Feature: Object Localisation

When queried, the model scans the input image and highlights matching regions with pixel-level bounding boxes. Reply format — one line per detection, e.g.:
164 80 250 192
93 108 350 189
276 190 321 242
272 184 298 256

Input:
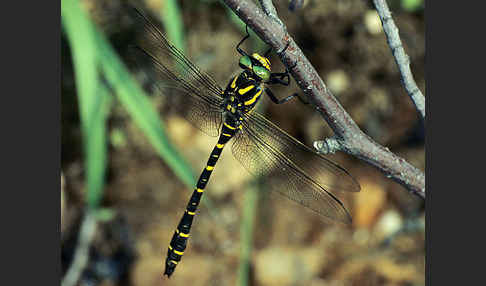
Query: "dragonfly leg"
266 60 306 104
275 39 298 75
269 58 297 86
265 88 308 105
236 25 251 56
269 72 291 86
277 40 294 58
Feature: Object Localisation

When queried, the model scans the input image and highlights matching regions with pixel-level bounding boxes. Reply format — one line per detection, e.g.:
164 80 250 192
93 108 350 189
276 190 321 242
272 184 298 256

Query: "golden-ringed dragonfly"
130 9 360 278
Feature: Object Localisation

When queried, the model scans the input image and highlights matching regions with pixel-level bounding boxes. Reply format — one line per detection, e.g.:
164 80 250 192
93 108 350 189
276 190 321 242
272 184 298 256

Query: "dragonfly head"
239 53 271 82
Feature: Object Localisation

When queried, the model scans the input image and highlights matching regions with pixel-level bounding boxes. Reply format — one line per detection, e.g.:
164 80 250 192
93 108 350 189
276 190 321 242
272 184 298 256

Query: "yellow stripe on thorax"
238 85 254 95
230 76 238 89
244 88 263 106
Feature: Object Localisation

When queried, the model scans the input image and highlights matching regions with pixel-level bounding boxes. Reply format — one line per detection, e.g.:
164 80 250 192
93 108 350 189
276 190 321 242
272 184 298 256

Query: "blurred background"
61 0 425 285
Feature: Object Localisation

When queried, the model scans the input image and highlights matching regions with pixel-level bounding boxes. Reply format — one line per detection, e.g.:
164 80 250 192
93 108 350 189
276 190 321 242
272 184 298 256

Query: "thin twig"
222 0 425 199
61 210 98 286
373 0 425 120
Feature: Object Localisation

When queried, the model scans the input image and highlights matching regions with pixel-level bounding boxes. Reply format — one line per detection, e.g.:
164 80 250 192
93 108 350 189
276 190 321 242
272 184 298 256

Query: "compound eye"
253 66 270 81
239 55 252 70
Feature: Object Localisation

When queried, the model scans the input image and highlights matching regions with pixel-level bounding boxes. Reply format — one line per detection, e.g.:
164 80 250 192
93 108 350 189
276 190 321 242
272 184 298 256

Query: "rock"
375 210 403 239
254 246 325 286
352 179 386 228
327 70 350 95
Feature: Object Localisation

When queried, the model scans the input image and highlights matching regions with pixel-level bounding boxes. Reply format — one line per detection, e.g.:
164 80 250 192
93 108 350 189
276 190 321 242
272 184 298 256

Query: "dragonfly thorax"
223 71 265 116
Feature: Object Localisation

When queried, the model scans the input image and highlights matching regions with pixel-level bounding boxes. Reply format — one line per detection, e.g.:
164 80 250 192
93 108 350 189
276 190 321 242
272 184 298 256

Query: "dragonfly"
130 9 360 278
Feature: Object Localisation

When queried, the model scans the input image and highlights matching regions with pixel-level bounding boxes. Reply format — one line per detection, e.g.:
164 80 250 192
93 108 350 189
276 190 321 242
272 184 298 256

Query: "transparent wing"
231 112 360 223
245 112 360 192
130 9 224 136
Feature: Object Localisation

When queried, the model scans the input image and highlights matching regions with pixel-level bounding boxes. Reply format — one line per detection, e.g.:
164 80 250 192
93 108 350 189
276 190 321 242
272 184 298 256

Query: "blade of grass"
237 183 259 286
84 86 110 208
61 0 109 208
160 0 186 54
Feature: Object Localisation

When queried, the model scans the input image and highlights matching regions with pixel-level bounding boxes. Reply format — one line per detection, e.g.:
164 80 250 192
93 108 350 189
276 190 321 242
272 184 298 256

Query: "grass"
237 183 259 286
160 0 186 54
61 0 109 209
62 0 197 209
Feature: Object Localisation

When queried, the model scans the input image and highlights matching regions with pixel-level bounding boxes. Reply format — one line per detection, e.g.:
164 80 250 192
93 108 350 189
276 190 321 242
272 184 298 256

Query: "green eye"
253 66 270 81
239 56 252 69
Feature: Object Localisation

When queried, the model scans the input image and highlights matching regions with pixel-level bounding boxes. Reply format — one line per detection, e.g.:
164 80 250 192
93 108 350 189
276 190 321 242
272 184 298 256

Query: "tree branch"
222 0 425 199
373 0 425 120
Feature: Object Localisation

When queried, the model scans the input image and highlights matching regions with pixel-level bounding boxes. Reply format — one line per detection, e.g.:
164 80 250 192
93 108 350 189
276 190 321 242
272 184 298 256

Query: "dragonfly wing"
130 9 224 137
231 114 356 224
244 112 360 193
170 90 222 137
132 9 223 98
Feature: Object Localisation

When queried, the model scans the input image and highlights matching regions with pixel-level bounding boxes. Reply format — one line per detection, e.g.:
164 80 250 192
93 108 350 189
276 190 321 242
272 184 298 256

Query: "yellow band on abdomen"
223 122 237 130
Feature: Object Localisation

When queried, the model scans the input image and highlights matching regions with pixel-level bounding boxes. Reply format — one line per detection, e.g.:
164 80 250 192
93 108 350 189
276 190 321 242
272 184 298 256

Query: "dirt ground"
61 0 425 285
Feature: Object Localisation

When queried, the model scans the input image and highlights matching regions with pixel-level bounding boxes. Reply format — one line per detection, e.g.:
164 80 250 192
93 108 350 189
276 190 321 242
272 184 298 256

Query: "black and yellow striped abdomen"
164 69 264 277
164 119 242 277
